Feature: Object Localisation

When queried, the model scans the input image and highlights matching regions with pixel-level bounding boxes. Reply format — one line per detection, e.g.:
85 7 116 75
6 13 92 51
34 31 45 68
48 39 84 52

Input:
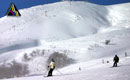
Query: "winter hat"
51 59 55 62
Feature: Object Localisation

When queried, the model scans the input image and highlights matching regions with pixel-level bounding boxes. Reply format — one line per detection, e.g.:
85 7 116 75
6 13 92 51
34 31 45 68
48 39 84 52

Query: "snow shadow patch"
0 40 40 54
47 52 76 69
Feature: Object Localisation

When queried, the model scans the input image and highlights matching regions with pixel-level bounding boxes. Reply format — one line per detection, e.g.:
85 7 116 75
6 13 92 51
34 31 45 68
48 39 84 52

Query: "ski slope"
0 1 130 80
3 56 130 80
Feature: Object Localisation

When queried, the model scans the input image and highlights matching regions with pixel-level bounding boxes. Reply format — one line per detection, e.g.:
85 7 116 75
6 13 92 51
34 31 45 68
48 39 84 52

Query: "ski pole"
118 62 123 65
44 67 49 77
56 69 63 75
44 70 48 77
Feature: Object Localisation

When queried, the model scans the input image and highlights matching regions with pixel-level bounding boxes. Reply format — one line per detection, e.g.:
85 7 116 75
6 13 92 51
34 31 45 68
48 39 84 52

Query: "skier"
113 55 119 67
47 59 55 77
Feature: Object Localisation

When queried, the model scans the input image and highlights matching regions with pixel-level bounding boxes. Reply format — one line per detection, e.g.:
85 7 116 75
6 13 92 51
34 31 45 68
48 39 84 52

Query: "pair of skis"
44 68 63 77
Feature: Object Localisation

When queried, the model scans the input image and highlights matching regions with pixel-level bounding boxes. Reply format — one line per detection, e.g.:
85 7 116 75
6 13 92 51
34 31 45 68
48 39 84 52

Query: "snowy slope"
0 1 130 80
3 56 130 80
0 1 130 49
0 1 110 50
46 29 130 61
0 1 130 54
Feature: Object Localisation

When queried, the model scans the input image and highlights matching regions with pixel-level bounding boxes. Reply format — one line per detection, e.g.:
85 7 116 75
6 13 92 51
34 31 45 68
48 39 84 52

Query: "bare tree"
0 60 29 79
105 40 110 45
47 52 75 69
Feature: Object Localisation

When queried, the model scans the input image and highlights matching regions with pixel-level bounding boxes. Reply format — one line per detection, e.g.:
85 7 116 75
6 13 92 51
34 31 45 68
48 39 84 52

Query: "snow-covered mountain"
0 1 130 51
0 1 109 42
0 1 130 80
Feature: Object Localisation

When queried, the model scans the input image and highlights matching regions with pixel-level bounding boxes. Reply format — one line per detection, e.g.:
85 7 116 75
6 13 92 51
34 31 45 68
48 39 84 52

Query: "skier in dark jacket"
47 59 55 77
113 55 119 67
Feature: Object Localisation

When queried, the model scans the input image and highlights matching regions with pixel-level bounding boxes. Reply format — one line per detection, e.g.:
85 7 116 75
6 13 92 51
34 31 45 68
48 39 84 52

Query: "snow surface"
3 56 130 80
0 1 130 80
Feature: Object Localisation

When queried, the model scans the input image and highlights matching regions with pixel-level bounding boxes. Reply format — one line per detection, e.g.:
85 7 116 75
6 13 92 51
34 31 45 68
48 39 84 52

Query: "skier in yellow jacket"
47 59 55 77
